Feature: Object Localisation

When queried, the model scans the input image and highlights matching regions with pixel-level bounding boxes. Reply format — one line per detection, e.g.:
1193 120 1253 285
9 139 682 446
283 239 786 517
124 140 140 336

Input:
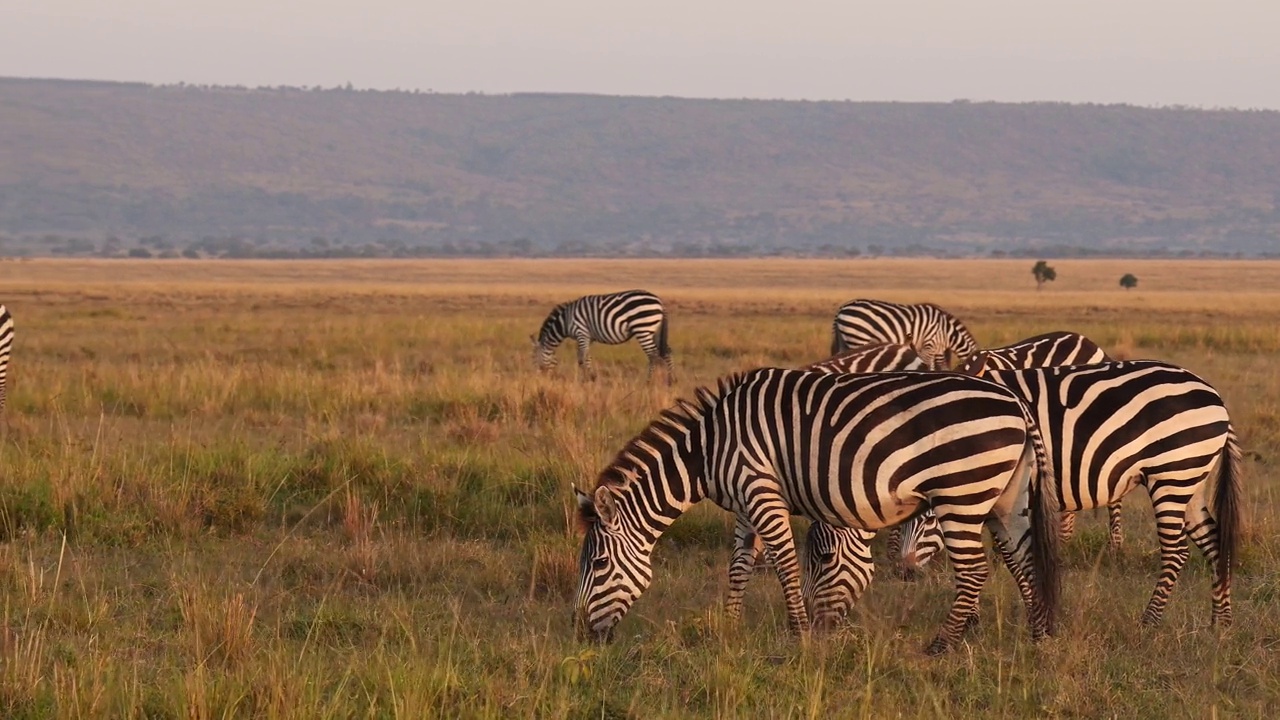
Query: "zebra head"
943 317 979 365
899 510 945 571
802 523 876 628
573 484 654 642
912 329 950 370
533 304 569 370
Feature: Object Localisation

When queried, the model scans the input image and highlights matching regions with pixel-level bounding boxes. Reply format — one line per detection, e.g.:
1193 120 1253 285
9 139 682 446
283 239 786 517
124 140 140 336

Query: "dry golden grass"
1 258 1279 718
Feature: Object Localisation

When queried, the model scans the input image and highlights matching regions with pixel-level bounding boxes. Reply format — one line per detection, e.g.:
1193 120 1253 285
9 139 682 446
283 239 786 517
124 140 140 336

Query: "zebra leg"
1186 500 1232 627
1108 502 1124 547
745 492 809 634
1059 511 1077 542
925 516 991 655
574 335 596 381
1139 508 1191 626
663 353 675 386
883 526 910 580
725 517 763 620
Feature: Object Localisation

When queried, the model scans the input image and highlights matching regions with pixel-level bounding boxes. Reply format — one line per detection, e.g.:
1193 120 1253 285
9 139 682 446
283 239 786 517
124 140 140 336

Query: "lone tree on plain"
1031 260 1057 290
1120 273 1138 290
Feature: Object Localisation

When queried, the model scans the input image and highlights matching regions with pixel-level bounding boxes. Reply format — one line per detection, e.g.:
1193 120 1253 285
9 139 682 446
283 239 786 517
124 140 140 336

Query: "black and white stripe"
725 343 927 619
574 368 1060 654
532 290 674 384
804 342 929 375
960 331 1108 376
895 360 1242 627
831 300 977 369
962 330 1119 545
0 305 11 412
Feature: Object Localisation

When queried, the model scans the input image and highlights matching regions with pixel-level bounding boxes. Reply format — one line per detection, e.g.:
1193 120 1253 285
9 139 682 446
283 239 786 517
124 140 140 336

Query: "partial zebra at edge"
0 304 12 412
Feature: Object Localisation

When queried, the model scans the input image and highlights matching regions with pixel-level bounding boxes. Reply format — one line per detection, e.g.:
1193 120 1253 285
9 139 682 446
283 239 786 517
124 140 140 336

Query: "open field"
2 258 1280 718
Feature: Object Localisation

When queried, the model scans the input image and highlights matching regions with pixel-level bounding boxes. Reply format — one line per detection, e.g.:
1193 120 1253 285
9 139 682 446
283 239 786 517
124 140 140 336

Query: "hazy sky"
4 0 1280 107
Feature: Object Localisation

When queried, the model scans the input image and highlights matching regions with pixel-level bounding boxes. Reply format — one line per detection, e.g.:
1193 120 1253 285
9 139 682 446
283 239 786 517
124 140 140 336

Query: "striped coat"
831 300 977 369
0 305 11 412
726 343 928 619
961 330 1118 544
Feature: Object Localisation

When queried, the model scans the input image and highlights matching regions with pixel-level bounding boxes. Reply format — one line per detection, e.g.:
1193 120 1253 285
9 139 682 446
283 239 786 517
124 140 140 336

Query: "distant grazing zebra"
961 330 1119 544
831 300 977 369
531 290 673 384
868 361 1242 628
0 305 11 411
725 343 928 619
575 368 1059 654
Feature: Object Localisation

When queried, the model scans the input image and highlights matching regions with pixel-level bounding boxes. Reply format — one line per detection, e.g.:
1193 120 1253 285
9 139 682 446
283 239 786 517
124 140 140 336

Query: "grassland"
1 258 1280 718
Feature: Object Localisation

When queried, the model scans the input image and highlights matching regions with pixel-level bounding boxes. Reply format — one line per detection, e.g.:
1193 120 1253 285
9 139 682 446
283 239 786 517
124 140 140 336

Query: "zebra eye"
817 551 836 563
592 556 610 571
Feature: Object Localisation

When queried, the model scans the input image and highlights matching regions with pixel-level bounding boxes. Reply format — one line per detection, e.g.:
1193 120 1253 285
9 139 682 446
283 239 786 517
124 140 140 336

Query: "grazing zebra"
725 343 928 620
574 368 1060 654
831 300 978 369
961 330 1120 545
888 361 1242 628
531 290 674 384
0 304 11 412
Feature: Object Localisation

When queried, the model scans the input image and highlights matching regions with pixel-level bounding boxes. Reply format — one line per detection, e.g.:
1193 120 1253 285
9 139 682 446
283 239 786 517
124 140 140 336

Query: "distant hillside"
2 77 1280 258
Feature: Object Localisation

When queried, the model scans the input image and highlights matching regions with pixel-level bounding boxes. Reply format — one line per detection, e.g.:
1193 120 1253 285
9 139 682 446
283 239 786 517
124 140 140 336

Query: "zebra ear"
574 485 598 528
594 485 620 527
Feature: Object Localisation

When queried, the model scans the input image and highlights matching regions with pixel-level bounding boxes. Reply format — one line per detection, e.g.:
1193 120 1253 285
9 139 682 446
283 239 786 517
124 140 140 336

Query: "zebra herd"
554 291 1243 654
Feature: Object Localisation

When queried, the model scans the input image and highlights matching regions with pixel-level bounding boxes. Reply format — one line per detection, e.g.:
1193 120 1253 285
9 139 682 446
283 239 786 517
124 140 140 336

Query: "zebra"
961 330 1120 545
831 300 978 370
531 290 674 384
574 367 1060 655
725 343 928 620
0 304 11 412
870 361 1243 628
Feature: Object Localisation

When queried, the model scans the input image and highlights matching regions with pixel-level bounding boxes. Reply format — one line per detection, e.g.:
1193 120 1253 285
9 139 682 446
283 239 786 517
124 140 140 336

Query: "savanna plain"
2 258 1280 719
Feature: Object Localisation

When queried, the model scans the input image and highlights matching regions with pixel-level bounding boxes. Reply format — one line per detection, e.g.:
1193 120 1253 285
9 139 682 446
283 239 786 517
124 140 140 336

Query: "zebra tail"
657 312 671 358
1214 426 1243 584
1023 404 1061 635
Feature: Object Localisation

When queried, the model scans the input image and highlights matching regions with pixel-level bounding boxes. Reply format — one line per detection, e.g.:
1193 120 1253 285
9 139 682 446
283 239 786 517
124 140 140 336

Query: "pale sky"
4 0 1280 108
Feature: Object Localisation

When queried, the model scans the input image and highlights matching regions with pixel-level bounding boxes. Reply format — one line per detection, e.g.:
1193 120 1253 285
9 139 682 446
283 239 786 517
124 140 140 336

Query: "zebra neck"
614 480 707 548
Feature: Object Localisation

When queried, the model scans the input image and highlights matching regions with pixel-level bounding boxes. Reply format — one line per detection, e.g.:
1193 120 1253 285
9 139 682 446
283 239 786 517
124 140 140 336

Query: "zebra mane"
588 371 747 497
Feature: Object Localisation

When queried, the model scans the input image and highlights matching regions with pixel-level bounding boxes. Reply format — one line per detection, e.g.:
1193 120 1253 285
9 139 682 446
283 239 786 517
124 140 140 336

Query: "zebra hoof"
924 636 951 656
962 613 980 632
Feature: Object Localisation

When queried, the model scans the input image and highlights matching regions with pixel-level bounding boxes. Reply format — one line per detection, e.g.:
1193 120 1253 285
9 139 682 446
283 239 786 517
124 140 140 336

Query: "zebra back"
803 342 928 375
961 331 1109 376
0 304 11 412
